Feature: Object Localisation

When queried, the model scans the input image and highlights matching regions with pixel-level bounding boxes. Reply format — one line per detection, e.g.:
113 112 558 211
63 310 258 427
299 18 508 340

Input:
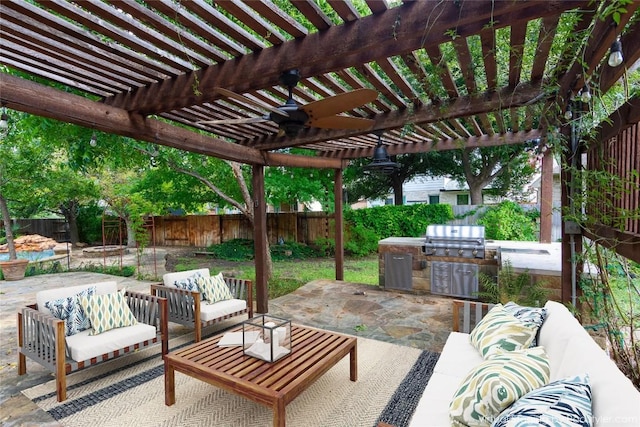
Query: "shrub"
206 239 255 261
477 259 549 306
478 201 538 241
344 224 379 257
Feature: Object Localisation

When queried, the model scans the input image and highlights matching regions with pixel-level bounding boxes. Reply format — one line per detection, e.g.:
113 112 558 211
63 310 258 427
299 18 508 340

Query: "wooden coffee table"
164 324 357 427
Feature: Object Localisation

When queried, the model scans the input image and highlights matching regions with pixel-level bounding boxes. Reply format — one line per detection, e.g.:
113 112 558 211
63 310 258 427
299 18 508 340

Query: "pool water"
0 249 56 262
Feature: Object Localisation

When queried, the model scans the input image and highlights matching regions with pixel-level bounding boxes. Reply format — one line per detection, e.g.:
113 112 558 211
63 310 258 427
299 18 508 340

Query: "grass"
181 255 379 299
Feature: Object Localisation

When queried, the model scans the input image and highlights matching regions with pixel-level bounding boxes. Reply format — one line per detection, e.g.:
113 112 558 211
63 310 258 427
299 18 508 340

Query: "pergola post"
334 169 344 281
539 143 554 243
252 165 268 314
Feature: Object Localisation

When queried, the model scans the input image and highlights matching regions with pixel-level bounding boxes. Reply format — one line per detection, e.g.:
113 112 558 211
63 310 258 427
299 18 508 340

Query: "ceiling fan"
197 69 377 137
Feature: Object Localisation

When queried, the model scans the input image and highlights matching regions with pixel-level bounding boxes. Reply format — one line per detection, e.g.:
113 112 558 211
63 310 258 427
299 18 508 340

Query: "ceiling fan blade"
308 115 375 130
214 87 288 117
302 88 377 119
196 116 268 125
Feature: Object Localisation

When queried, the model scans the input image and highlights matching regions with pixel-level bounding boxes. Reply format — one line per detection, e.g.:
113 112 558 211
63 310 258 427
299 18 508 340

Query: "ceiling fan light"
608 39 623 67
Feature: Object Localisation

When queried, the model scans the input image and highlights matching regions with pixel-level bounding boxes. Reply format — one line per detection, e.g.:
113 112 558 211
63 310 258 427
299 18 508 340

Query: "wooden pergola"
1 1 638 312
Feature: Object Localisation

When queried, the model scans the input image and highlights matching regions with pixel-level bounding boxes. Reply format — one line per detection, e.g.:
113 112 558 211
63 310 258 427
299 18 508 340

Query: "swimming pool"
0 249 56 262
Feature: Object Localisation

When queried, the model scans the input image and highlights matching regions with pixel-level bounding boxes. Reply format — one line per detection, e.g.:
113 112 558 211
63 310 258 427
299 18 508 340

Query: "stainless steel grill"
423 225 485 259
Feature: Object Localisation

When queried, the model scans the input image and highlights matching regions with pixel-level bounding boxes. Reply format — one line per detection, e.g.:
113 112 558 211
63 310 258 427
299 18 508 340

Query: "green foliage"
270 241 321 260
578 243 639 389
207 239 255 261
344 225 379 257
312 237 336 257
70 263 136 277
478 201 538 241
477 259 550 306
345 203 454 239
76 204 105 244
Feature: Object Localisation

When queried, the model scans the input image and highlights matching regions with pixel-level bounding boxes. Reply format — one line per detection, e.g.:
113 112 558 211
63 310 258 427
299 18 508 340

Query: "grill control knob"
458 249 464 256
472 249 478 256
444 248 450 255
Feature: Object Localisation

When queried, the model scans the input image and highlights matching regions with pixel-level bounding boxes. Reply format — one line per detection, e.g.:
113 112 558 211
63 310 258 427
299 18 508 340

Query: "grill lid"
425 225 485 241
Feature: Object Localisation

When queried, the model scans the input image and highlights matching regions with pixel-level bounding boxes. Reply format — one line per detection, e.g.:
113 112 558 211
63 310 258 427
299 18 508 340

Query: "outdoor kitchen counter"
378 238 562 276
487 240 562 277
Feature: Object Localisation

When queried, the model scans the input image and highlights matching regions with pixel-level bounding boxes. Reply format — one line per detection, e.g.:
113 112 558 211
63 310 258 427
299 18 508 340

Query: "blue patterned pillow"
503 302 548 347
492 374 592 427
174 272 202 292
44 287 96 336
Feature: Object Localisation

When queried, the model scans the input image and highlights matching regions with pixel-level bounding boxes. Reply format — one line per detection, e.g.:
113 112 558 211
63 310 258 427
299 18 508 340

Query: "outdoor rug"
23 334 439 427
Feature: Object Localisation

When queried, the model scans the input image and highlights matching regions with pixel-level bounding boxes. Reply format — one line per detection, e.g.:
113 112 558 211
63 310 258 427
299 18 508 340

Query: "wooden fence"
7 204 564 247
151 212 335 247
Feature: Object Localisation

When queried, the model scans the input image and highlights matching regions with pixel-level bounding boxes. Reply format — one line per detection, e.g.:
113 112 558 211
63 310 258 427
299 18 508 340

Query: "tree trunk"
468 184 484 205
124 216 137 248
60 201 80 246
0 192 17 260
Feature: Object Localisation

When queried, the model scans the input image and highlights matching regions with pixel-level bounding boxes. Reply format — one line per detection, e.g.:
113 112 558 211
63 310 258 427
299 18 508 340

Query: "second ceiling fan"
198 70 377 137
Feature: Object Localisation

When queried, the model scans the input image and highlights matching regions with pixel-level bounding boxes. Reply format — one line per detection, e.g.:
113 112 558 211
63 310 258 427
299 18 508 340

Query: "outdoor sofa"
408 299 640 426
18 281 168 402
150 268 253 342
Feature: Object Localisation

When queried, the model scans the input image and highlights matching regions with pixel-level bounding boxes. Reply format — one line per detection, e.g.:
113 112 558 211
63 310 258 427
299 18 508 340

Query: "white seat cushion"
200 299 247 322
163 269 210 287
65 323 157 361
432 332 483 377
409 372 460 427
36 282 118 313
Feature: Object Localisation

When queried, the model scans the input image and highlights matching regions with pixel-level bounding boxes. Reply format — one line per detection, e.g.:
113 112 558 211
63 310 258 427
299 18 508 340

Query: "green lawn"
209 256 379 299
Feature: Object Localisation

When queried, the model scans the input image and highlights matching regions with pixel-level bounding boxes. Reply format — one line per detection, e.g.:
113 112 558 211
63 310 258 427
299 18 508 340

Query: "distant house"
529 162 562 203
354 174 537 208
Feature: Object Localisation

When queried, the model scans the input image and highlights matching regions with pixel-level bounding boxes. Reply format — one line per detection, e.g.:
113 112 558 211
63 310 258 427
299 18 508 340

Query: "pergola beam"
105 1 585 115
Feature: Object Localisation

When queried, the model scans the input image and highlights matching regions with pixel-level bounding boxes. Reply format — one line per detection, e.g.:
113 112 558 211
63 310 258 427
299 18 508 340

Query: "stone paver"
0 248 455 426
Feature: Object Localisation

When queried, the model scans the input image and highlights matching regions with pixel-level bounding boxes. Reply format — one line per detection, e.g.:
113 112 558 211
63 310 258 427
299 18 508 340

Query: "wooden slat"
508 22 527 87
400 52 440 102
327 0 361 22
214 0 287 46
452 36 477 95
178 0 266 51
376 57 421 102
291 0 333 30
248 1 308 38
1 1 173 79
41 0 194 72
480 28 498 91
356 63 407 109
425 45 459 99
530 15 560 82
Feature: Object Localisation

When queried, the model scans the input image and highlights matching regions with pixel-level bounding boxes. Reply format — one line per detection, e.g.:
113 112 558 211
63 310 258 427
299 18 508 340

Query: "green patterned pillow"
79 291 138 335
196 273 234 304
449 346 550 427
470 304 537 358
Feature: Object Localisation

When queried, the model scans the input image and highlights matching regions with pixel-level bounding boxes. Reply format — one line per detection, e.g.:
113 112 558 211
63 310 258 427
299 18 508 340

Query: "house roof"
0 1 638 167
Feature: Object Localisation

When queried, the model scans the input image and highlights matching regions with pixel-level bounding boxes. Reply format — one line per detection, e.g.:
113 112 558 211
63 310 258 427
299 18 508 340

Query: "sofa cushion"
174 272 203 292
44 286 96 336
470 304 537 358
449 346 550 427
197 272 234 304
65 323 157 361
36 281 118 313
503 301 547 347
491 374 592 427
80 291 138 335
200 299 247 322
433 332 485 377
163 268 210 288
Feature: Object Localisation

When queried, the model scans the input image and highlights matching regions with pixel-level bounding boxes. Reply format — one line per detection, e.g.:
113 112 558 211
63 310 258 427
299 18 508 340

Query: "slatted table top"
164 323 357 427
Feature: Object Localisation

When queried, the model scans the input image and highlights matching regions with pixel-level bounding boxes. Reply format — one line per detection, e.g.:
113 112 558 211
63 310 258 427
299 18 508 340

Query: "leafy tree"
344 151 458 205
0 111 50 259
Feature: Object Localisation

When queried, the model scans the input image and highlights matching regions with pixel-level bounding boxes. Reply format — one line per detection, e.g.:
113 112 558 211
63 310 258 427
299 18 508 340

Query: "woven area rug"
23 334 439 427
